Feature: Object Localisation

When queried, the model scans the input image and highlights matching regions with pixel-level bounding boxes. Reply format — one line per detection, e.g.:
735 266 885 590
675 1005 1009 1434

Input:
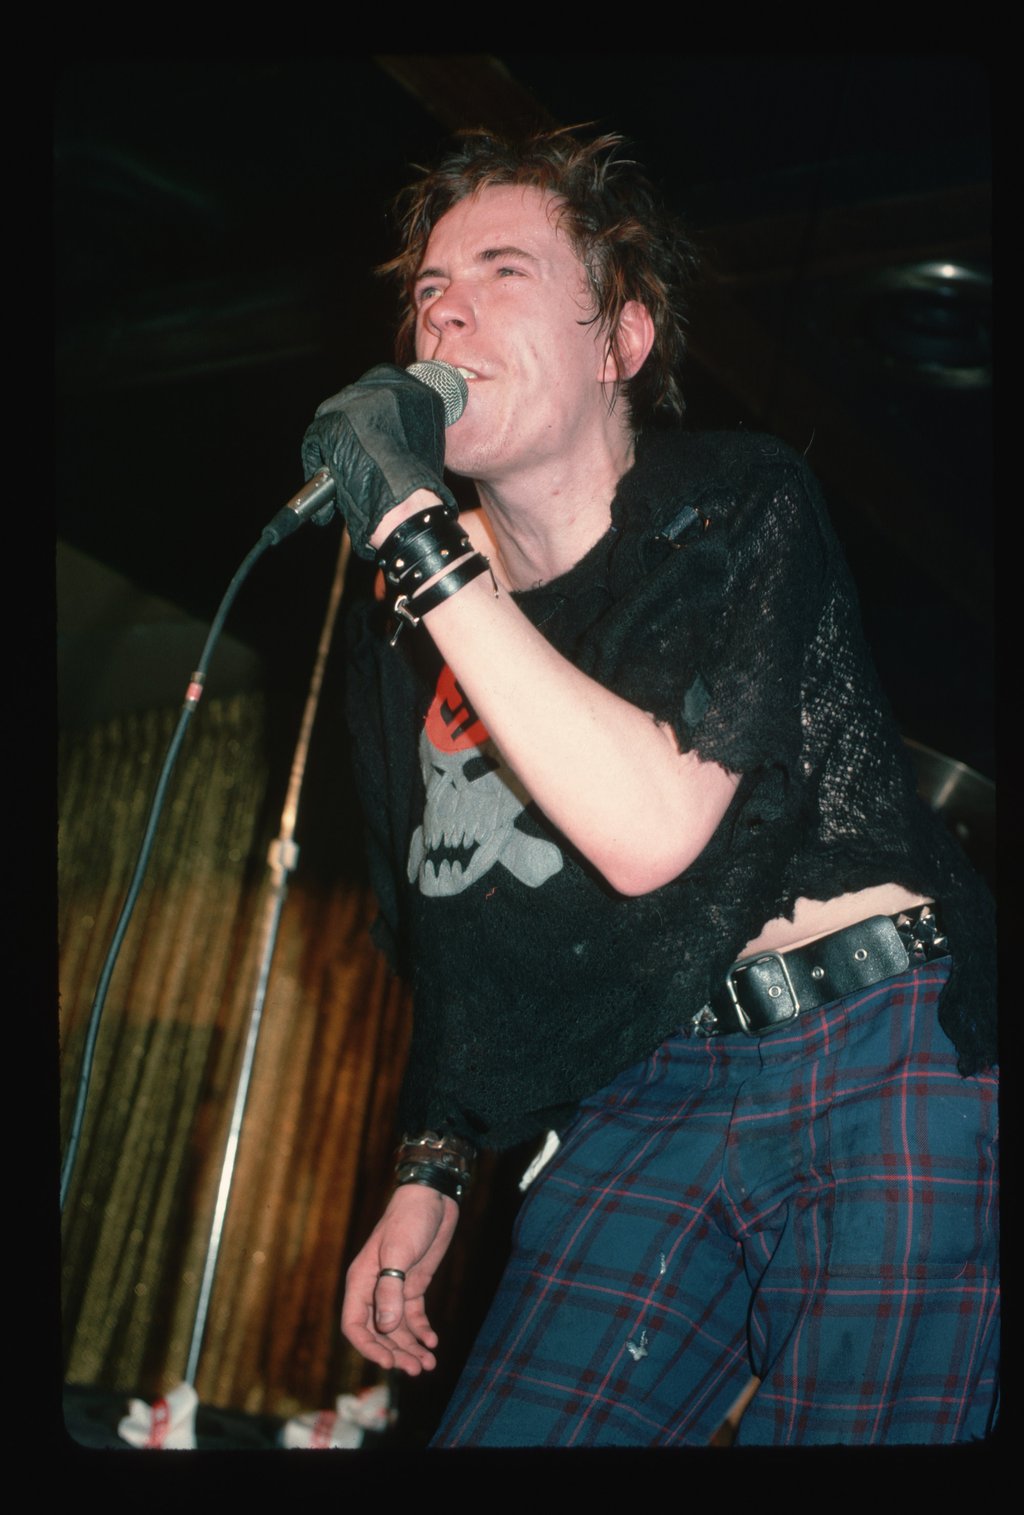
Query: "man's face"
413 185 618 486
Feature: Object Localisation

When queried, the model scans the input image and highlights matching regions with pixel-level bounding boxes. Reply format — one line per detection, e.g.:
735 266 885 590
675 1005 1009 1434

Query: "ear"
600 300 656 384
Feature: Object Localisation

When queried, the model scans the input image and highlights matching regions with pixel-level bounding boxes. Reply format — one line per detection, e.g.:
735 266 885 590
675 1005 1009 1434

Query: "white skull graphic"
408 727 563 898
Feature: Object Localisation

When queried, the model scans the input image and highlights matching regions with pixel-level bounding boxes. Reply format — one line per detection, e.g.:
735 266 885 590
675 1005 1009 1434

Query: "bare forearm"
417 567 739 895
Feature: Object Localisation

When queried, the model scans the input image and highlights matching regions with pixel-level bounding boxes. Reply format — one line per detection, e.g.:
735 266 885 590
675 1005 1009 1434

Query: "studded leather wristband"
376 505 466 591
393 1131 476 1205
388 554 496 644
395 1162 469 1204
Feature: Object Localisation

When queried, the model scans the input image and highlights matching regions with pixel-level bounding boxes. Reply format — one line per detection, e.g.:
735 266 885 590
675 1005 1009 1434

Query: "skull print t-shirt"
344 428 996 1150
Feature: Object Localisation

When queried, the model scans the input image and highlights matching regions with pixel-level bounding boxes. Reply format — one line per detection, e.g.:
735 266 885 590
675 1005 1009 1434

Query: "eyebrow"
479 245 539 264
415 245 540 281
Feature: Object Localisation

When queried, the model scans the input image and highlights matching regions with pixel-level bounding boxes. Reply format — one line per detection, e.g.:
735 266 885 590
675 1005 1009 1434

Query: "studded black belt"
688 903 949 1038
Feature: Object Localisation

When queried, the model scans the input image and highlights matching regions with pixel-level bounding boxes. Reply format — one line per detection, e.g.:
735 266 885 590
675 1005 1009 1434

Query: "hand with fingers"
341 1183 460 1375
300 365 458 560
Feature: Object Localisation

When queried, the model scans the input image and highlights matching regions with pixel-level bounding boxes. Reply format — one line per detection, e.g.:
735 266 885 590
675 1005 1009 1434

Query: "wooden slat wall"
58 691 418 1418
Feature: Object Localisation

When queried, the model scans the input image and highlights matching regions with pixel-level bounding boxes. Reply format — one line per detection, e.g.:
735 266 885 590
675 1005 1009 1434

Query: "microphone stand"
183 526 352 1392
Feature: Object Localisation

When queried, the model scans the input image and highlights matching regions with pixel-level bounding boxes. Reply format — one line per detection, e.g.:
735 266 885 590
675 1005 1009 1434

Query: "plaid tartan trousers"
433 960 999 1447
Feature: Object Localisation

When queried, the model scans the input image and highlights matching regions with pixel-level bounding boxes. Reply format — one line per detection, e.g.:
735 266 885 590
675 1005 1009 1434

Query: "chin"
442 427 506 483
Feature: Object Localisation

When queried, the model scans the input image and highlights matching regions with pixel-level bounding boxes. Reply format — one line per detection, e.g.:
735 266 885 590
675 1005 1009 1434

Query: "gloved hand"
300 364 458 559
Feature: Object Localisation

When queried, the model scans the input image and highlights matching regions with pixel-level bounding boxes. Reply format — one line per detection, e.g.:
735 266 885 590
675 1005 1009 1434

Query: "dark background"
55 54 993 778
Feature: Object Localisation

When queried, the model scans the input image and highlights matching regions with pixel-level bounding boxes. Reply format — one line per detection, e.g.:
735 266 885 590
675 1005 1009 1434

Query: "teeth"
456 368 477 379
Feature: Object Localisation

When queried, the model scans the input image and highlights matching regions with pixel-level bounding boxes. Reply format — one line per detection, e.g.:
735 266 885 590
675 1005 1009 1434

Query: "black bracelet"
376 507 469 593
377 502 457 552
388 554 496 644
395 1161 469 1204
393 1131 476 1204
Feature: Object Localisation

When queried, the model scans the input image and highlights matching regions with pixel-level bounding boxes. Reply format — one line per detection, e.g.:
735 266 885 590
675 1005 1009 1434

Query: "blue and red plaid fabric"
433 960 999 1447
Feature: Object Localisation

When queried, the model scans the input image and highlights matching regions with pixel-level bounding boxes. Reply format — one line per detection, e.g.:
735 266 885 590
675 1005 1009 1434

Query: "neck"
471 430 637 591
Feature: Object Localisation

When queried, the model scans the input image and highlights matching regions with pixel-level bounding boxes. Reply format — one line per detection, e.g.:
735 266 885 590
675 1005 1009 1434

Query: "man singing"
301 127 998 1446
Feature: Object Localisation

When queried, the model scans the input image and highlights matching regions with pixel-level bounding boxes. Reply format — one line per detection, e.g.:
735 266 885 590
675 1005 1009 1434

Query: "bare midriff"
741 883 932 959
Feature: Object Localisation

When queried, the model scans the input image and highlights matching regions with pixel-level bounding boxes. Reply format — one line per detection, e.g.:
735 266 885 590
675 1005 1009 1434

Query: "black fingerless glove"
300 364 459 559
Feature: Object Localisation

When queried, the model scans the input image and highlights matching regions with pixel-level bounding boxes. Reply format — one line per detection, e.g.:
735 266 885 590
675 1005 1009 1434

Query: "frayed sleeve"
578 438 832 779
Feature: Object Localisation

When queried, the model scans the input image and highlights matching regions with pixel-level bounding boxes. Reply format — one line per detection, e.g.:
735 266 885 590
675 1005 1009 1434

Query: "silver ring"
378 1267 406 1282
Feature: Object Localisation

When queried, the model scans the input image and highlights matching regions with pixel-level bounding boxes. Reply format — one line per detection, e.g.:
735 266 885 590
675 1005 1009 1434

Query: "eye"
415 284 442 305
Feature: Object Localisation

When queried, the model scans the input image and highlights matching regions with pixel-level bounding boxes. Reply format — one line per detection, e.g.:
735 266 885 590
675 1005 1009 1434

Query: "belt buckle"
724 951 801 1036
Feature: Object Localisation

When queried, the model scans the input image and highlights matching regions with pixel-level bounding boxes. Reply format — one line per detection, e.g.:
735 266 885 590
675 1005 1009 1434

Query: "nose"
423 281 476 341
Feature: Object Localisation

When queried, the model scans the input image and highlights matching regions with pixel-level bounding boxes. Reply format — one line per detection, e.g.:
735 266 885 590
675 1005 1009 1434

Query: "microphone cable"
60 358 466 1210
60 532 275 1211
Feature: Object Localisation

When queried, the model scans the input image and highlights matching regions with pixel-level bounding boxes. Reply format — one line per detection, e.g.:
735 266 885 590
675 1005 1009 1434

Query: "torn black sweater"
345 428 996 1150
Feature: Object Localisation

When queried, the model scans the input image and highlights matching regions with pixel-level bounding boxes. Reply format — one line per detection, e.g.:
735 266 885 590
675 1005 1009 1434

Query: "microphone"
263 361 469 544
407 359 470 427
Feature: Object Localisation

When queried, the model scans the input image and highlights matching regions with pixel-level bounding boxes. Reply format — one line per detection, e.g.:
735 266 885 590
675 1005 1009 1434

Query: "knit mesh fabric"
345 428 996 1149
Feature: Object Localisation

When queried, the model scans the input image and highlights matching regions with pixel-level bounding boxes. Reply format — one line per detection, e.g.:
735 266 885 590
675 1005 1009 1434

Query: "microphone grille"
407 360 469 427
